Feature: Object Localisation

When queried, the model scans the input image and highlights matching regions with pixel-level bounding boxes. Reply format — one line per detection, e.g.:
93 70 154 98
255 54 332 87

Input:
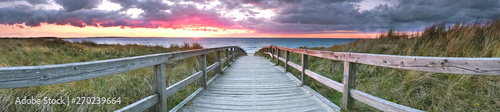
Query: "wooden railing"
259 45 500 112
0 46 246 112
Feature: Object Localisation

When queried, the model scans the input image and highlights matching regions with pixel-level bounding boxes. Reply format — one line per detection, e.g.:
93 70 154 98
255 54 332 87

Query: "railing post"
271 47 275 61
276 48 281 65
285 50 290 73
301 54 308 86
225 49 230 66
216 50 222 74
232 47 235 61
151 63 167 112
342 61 356 110
199 54 207 88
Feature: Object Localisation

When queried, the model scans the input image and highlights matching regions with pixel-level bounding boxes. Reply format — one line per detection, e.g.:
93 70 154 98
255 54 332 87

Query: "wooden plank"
0 46 241 89
301 54 309 86
166 71 203 97
225 49 230 66
206 62 220 72
274 46 500 75
181 55 336 112
216 51 222 74
304 70 343 92
272 52 344 92
115 94 159 112
169 88 204 112
342 61 356 110
207 73 221 86
0 53 170 89
350 89 424 112
271 47 275 61
221 57 228 64
165 46 236 62
231 48 235 62
277 49 281 65
199 54 207 88
288 60 303 72
153 64 167 111
285 50 290 73
303 86 341 112
269 53 302 72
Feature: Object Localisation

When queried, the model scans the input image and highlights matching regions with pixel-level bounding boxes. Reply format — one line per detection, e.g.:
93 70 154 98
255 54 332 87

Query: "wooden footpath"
3 45 500 112
180 55 337 112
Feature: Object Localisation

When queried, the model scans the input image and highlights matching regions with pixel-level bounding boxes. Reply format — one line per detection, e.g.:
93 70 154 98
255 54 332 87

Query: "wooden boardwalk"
180 55 336 112
5 45 497 112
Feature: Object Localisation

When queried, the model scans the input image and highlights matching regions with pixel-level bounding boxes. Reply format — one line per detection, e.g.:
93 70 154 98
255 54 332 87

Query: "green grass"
256 20 500 111
0 39 230 111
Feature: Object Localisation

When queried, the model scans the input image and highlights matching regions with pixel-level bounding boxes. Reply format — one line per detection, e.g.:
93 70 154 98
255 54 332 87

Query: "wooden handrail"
262 45 500 75
0 46 247 112
257 45 500 112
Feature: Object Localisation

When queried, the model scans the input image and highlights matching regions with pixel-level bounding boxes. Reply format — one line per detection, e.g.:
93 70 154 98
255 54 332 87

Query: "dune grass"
256 20 500 111
0 39 227 111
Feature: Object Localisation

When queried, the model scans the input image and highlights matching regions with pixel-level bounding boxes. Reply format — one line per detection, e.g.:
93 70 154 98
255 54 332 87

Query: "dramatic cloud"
241 0 500 33
56 0 103 12
27 0 49 5
0 0 499 34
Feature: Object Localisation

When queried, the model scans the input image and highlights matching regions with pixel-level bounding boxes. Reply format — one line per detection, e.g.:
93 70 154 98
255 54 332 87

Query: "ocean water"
64 38 356 53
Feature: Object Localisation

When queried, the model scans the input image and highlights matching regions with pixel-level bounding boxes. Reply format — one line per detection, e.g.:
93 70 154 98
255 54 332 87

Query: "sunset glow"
0 0 498 38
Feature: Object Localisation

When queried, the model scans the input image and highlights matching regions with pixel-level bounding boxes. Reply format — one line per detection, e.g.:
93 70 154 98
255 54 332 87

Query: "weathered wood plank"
0 46 243 89
272 46 500 75
268 53 303 72
215 51 222 74
225 49 230 66
288 60 303 72
270 52 344 92
166 46 237 62
206 62 220 72
301 54 309 86
303 86 342 112
350 89 424 112
0 53 171 89
342 61 356 110
207 73 221 86
153 64 168 111
231 48 235 62
199 54 207 88
221 57 228 65
181 55 338 112
166 71 203 97
115 94 159 112
285 50 290 73
304 70 343 92
169 88 204 112
277 49 281 65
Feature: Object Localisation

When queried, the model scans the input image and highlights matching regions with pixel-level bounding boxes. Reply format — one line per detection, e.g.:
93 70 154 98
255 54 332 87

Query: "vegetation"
256 20 500 111
0 39 226 111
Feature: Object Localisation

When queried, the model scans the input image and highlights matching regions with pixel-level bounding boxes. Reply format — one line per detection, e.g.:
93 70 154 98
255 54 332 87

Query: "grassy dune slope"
0 39 224 111
257 20 500 111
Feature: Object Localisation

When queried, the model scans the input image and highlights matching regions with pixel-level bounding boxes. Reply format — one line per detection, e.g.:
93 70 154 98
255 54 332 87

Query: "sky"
0 0 499 38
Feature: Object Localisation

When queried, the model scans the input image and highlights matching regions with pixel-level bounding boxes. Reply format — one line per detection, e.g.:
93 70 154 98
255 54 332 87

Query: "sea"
64 38 357 53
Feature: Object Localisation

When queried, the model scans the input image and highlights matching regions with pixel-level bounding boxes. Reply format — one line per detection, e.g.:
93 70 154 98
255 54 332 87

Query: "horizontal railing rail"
259 45 500 112
0 46 247 112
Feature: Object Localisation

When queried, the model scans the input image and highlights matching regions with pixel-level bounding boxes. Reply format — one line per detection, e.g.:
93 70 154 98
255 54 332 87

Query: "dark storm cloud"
26 0 48 5
1 0 500 34
0 5 129 27
55 0 103 12
243 0 500 33
0 0 48 5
